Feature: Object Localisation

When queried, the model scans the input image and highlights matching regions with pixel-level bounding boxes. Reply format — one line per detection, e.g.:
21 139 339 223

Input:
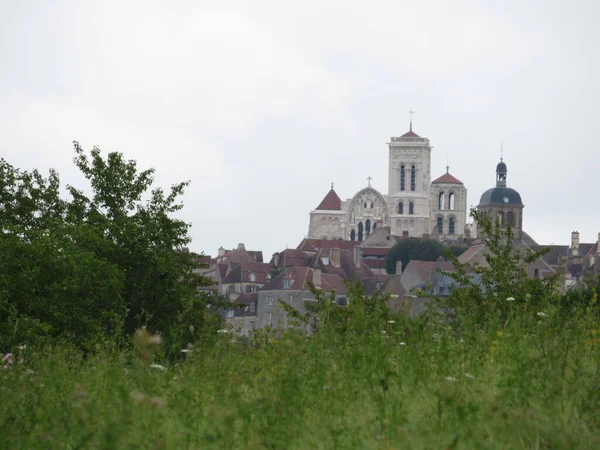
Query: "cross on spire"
407 109 416 131
500 142 504 161
446 148 449 173
367 175 372 187
331 182 334 189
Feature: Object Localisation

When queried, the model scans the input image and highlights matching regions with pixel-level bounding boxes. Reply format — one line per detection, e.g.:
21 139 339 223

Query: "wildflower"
25 369 35 376
381 330 387 334
2 353 12 362
399 342 406 346
506 296 516 302
17 344 27 351
181 349 192 353
445 377 457 382
388 320 396 324
217 329 229 334
497 330 503 337
150 364 167 372
536 312 547 317
465 373 475 379
525 293 531 300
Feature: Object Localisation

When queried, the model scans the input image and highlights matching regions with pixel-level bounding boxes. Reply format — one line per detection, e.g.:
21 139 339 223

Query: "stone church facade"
308 125 468 242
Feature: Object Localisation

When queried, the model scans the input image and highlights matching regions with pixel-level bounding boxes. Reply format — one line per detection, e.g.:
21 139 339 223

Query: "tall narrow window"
410 166 416 191
373 222 377 231
438 192 445 210
398 202 404 214
400 165 405 191
507 211 514 227
437 217 443 234
350 229 356 241
498 211 505 226
449 193 455 210
449 218 455 235
365 219 371 236
409 202 414 215
358 222 363 241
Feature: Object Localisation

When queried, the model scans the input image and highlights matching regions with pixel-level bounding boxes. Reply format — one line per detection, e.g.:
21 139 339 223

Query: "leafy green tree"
385 237 465 274
0 143 220 353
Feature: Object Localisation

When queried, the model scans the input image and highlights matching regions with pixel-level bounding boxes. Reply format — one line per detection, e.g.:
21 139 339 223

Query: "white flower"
150 364 167 372
217 329 229 334
536 312 547 317
388 320 396 324
181 349 192 353
399 342 406 346
381 330 387 334
464 373 475 379
445 376 457 382
506 297 516 302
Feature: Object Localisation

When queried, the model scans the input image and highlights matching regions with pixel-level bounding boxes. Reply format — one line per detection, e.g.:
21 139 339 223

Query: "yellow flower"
496 330 503 337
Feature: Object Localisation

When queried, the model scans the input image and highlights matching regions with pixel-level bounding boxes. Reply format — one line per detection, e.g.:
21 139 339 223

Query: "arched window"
449 193 455 210
437 217 443 234
498 211 505 226
365 219 371 236
370 202 374 208
507 211 514 227
373 222 377 231
410 166 416 191
409 202 414 215
358 222 363 241
438 192 445 210
449 218 455 235
350 229 356 241
400 165 405 191
398 202 404 214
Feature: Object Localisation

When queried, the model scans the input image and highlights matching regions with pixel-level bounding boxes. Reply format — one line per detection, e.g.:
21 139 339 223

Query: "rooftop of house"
261 267 348 295
221 262 272 284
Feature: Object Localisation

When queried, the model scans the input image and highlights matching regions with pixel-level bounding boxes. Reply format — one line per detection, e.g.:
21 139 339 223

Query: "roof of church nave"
315 187 342 211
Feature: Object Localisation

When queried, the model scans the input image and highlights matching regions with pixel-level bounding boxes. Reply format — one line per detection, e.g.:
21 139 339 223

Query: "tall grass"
2 293 599 449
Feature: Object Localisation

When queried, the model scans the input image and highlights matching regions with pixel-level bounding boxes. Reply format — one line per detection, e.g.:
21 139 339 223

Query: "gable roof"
432 172 463 185
221 262 272 284
270 249 313 267
296 238 358 253
401 130 420 138
261 267 348 295
315 188 342 210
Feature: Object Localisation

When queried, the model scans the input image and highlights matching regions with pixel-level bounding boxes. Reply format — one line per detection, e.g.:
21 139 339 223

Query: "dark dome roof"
496 161 507 172
478 187 523 207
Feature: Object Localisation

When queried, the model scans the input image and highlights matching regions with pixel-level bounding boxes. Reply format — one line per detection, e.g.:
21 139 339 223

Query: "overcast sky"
2 0 599 259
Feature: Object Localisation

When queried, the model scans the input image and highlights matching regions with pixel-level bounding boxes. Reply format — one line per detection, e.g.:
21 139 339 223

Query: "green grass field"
2 298 599 450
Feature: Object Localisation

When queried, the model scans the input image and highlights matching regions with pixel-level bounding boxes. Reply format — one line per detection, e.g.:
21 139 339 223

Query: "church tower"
387 121 433 237
477 159 524 240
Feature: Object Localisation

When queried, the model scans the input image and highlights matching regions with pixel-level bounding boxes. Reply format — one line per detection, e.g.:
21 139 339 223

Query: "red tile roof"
401 130 421 138
315 188 342 210
362 259 387 269
297 239 358 252
361 247 389 256
432 172 463 184
261 266 348 295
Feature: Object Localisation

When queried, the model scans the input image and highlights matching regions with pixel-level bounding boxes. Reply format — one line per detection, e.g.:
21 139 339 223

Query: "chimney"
395 260 403 274
237 243 246 250
331 248 341 268
571 231 580 255
273 252 280 267
313 268 322 286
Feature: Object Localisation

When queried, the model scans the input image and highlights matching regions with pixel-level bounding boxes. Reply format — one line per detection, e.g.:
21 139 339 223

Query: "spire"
407 109 416 132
